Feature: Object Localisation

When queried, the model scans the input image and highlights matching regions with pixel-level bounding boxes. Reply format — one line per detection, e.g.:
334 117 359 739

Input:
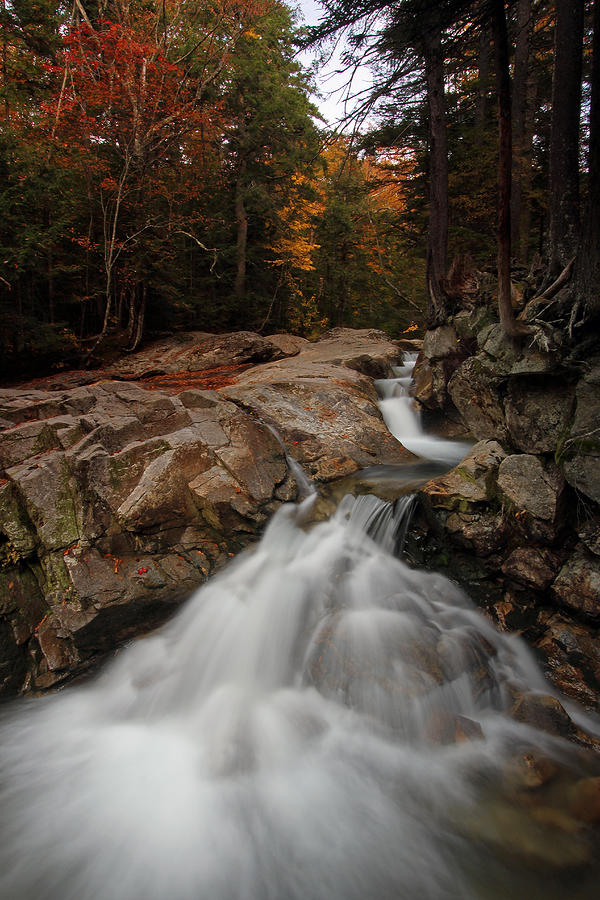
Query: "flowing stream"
376 353 472 466
0 365 599 900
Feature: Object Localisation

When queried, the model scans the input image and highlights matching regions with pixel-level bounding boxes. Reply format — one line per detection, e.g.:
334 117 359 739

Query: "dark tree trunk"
510 0 533 262
518 73 538 263
548 0 584 272
47 248 54 325
573 0 600 319
423 26 449 325
491 0 519 336
476 22 492 128
234 165 248 301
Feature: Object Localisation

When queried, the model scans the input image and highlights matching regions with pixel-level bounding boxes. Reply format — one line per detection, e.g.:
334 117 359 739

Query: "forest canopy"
0 0 597 373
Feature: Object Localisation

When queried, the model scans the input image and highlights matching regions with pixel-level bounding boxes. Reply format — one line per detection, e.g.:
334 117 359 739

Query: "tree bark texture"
423 26 449 325
491 0 519 337
234 163 248 301
510 0 533 262
548 0 584 272
573 0 600 318
476 22 492 128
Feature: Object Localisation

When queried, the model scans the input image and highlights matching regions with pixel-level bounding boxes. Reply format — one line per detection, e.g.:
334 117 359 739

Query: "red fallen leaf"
137 567 149 575
292 441 299 445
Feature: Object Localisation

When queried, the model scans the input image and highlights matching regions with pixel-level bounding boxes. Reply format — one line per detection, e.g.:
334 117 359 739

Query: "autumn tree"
46 0 278 352
214 1 319 325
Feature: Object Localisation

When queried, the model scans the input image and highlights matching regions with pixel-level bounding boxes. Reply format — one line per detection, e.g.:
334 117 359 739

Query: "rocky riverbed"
408 309 600 713
0 328 412 695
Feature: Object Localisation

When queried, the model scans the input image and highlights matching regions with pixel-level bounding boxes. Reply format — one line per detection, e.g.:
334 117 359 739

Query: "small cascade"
338 492 417 556
375 352 472 466
262 421 316 500
1 493 598 900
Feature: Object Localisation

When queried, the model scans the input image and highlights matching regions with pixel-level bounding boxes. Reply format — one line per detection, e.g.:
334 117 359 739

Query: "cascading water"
1 360 599 899
1 493 599 899
376 353 472 466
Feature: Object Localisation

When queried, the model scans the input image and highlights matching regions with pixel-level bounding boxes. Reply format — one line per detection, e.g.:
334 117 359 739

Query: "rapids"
376 353 472 466
0 362 598 900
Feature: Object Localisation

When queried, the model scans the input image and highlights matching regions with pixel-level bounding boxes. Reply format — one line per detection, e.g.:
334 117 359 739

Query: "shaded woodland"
0 0 598 374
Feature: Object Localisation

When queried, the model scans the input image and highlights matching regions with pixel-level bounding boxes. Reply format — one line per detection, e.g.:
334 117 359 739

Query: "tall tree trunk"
234 164 248 301
48 248 54 325
491 0 519 337
518 74 538 263
126 280 146 351
510 0 533 262
476 22 492 128
423 26 449 325
548 0 584 272
573 0 600 320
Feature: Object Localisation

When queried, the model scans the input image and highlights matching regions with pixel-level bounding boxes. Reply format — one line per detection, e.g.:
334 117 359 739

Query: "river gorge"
0 328 599 899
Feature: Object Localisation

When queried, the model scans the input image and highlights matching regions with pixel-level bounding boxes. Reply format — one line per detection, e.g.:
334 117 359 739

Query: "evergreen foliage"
0 0 597 373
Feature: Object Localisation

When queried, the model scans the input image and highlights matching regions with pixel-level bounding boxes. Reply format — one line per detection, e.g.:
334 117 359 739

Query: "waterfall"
375 353 472 466
1 489 598 900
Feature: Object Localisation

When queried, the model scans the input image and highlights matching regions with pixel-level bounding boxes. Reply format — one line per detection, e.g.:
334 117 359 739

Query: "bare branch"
174 231 218 272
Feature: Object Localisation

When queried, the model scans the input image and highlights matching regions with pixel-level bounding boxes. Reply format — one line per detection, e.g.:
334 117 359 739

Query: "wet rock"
551 548 600 623
455 714 485 742
506 751 560 790
0 328 408 695
422 440 506 511
568 778 600 823
501 548 560 591
509 692 576 740
562 453 600 506
478 323 557 376
534 614 600 710
396 337 423 352
578 515 600 556
311 456 360 482
562 363 600 504
570 362 600 436
412 354 436 408
446 510 506 555
448 358 509 442
460 797 592 869
423 324 460 361
453 306 496 341
497 454 565 541
421 709 459 744
505 378 575 454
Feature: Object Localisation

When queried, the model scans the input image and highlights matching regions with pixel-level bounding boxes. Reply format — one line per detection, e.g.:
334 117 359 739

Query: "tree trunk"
423 26 449 325
234 165 248 301
548 0 584 272
126 281 146 351
491 0 519 337
476 22 492 128
48 248 54 325
510 0 533 262
573 0 600 320
517 73 537 263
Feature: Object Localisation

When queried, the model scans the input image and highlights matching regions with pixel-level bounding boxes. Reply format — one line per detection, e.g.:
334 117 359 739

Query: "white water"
0 358 598 899
1 493 598 900
376 354 472 466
